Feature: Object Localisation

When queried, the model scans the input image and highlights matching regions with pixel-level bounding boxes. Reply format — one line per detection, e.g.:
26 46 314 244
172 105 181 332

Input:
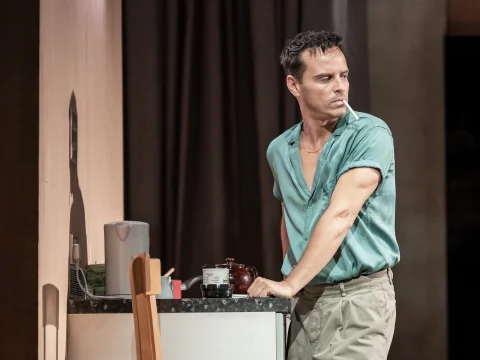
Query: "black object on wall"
69 92 88 269
445 36 480 360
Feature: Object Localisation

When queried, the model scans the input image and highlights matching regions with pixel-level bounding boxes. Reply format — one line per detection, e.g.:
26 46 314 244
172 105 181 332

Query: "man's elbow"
328 205 356 229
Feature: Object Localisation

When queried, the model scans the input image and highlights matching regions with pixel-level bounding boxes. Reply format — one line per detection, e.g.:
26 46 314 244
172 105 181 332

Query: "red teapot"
215 258 258 294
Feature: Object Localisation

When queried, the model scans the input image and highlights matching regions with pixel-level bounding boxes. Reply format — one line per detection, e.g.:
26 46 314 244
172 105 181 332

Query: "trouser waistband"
301 268 393 298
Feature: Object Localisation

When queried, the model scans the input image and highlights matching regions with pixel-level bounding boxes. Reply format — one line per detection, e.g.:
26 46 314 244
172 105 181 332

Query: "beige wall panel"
39 0 123 358
39 1 76 358
84 0 124 264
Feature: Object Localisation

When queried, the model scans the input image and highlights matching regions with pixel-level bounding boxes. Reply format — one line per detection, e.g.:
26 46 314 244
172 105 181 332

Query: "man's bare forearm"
283 168 381 294
284 207 353 293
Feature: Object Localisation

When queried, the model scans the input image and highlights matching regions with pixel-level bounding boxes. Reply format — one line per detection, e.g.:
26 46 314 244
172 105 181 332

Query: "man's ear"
286 75 301 98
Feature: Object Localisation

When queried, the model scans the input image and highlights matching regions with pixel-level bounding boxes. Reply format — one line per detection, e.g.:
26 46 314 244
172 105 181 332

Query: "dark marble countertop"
67 297 291 314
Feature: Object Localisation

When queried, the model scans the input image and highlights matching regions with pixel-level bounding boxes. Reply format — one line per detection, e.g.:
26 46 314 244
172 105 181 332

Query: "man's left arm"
247 126 394 299
285 167 381 294
247 167 381 298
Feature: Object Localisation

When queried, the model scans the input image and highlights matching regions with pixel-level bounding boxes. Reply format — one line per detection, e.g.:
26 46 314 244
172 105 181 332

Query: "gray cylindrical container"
104 221 150 296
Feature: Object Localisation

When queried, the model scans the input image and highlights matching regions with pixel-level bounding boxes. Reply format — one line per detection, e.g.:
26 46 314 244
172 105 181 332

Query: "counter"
67 297 290 360
67 296 290 314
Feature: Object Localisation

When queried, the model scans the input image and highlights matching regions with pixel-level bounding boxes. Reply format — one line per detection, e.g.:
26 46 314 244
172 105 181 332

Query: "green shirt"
266 111 400 285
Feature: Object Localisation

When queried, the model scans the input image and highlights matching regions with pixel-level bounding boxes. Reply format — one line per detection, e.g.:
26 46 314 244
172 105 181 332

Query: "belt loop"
387 268 393 284
339 283 346 297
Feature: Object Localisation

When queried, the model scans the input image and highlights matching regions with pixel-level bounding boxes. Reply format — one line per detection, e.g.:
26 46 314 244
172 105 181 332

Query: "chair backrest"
129 253 162 360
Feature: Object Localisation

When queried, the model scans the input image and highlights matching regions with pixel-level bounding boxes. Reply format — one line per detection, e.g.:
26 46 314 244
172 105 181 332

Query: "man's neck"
301 115 339 145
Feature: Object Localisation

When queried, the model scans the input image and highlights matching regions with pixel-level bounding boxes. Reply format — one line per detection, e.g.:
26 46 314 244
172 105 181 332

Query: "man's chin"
330 107 347 118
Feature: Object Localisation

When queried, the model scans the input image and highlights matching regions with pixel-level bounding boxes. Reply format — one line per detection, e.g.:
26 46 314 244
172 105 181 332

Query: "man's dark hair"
280 30 343 82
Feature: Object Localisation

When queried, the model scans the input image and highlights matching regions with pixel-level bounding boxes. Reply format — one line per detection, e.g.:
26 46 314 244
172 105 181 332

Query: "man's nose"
333 76 346 93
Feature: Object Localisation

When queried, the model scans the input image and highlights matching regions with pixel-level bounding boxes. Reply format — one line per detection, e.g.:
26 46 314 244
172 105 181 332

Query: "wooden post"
129 253 162 360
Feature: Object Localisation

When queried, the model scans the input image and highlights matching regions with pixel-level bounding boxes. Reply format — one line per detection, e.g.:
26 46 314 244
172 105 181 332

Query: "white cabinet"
67 312 286 360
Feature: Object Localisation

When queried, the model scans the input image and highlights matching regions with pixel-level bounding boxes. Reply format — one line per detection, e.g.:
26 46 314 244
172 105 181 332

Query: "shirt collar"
286 112 354 146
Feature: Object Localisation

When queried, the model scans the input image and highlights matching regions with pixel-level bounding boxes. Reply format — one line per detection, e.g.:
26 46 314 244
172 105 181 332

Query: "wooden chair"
129 253 162 360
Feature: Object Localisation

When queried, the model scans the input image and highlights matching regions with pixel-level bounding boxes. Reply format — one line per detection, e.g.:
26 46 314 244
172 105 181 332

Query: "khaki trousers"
287 269 396 360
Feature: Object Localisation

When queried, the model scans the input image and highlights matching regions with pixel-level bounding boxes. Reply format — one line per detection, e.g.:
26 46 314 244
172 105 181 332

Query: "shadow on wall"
69 92 88 268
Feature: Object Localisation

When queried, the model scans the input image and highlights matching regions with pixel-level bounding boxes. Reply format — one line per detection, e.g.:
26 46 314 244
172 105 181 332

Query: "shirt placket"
303 138 337 242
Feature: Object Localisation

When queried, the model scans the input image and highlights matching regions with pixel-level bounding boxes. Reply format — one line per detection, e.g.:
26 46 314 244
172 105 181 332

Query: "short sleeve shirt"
266 111 400 284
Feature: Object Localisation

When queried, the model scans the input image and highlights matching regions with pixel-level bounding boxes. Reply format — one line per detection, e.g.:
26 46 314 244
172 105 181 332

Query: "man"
247 30 399 359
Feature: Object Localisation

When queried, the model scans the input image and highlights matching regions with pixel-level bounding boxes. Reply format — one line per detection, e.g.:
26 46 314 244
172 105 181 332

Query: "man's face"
288 47 349 121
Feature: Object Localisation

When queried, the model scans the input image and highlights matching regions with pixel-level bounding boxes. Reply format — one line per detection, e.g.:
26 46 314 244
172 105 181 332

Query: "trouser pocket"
370 282 396 329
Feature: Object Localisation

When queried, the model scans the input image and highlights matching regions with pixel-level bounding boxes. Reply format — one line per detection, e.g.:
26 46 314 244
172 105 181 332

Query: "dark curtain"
123 0 369 296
